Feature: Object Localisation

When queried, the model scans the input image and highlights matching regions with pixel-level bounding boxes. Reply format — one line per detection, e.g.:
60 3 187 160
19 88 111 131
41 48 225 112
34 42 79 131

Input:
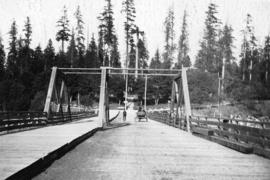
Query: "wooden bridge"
1 67 270 179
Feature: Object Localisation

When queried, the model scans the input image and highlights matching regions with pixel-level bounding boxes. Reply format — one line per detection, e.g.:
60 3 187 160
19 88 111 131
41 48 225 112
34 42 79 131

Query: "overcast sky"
0 0 270 65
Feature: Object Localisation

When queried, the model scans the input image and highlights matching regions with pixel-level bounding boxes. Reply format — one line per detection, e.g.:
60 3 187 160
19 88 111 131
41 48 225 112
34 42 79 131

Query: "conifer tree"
86 35 99 68
0 37 5 81
67 30 77 67
7 20 18 77
98 0 120 67
150 49 162 69
177 10 189 68
75 5 85 55
31 45 44 75
121 0 136 68
111 36 121 67
44 39 55 71
23 16 32 48
163 7 176 69
56 6 70 53
137 38 149 68
240 14 257 82
195 3 221 73
263 35 270 82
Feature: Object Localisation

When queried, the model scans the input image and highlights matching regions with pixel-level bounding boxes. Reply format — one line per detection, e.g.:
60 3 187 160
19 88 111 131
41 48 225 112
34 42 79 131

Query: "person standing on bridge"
123 110 127 121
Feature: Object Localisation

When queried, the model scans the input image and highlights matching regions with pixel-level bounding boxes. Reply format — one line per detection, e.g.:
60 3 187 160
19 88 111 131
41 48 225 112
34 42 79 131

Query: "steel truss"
44 66 191 131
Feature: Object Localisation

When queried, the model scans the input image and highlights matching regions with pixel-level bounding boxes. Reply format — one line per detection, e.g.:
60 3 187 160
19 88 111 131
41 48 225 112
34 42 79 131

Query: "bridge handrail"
190 116 270 150
0 111 97 133
191 115 270 126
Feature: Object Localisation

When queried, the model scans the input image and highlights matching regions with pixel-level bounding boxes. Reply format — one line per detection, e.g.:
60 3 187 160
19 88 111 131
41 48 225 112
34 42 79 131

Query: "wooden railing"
148 111 187 130
48 111 96 124
0 112 47 132
148 111 270 158
190 116 270 157
0 111 97 133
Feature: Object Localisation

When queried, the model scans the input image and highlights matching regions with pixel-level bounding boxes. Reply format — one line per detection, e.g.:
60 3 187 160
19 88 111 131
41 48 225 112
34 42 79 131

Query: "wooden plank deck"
0 112 106 180
35 110 270 180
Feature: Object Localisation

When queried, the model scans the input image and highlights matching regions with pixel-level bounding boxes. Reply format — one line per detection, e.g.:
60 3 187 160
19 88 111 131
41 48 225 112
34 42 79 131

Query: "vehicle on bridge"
136 107 148 122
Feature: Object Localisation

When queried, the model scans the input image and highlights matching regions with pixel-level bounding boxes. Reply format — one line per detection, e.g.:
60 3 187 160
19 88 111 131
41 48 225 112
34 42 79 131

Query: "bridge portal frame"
44 66 191 132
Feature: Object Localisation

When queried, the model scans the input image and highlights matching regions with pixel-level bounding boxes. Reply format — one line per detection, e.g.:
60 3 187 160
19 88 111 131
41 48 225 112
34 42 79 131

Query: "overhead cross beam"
58 67 182 77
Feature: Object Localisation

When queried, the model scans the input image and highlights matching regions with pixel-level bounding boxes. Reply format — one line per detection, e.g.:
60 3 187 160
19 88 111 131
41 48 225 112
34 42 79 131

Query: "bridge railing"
190 116 270 157
148 110 270 158
148 111 187 130
0 111 97 133
0 112 47 132
48 111 96 124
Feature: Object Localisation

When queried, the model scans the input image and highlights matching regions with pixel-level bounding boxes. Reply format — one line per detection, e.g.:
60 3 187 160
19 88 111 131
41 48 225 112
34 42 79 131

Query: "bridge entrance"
44 66 192 131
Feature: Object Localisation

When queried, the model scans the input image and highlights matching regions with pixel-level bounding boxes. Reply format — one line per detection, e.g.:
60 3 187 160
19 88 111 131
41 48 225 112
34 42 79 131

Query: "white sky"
0 0 270 65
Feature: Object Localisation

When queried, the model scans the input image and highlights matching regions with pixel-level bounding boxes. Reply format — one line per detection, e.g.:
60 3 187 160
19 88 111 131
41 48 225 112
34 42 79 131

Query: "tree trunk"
155 98 159 106
249 60 253 82
266 63 268 82
62 40 64 53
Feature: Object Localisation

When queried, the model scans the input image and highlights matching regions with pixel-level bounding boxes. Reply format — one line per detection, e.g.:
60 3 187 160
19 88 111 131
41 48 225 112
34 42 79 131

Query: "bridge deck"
35 110 270 180
0 114 104 179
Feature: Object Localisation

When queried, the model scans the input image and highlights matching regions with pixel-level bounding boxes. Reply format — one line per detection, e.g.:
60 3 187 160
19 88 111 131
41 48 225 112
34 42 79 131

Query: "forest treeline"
0 1 269 111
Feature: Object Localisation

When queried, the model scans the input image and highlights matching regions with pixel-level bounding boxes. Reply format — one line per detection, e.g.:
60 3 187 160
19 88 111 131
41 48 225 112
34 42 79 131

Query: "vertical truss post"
105 75 110 125
170 81 176 124
178 79 183 129
144 75 148 110
182 67 191 133
66 84 72 121
57 80 65 113
174 80 180 127
125 71 128 111
44 67 57 117
98 67 107 128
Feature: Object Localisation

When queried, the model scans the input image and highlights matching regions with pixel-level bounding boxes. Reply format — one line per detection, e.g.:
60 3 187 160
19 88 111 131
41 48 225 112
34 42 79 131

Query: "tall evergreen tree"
23 16 32 48
7 20 18 77
195 3 221 73
177 10 189 68
19 16 33 74
111 35 121 67
240 14 257 82
163 7 176 69
31 45 44 75
98 0 120 67
137 38 149 68
218 24 235 76
0 37 5 81
56 6 70 53
263 35 270 82
128 37 148 68
121 0 136 68
44 39 55 71
85 35 99 68
75 5 85 55
67 30 77 67
150 49 162 69
97 27 105 66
